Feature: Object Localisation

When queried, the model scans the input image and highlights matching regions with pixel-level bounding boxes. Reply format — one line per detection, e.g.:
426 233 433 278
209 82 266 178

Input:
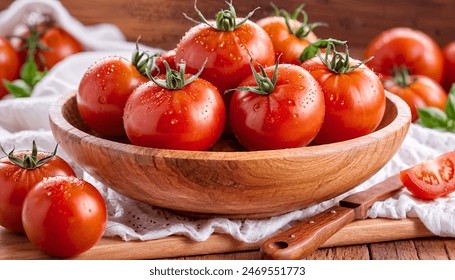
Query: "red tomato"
123 72 226 151
382 69 447 122
301 45 386 144
152 49 177 76
22 176 107 257
77 56 149 138
174 3 275 95
0 142 76 233
442 41 455 92
38 26 84 69
256 6 320 65
229 63 325 151
400 151 455 200
0 37 20 99
364 27 444 83
19 25 83 70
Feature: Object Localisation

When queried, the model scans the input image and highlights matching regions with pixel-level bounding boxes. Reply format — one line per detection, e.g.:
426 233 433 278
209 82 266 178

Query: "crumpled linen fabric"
0 0 454 244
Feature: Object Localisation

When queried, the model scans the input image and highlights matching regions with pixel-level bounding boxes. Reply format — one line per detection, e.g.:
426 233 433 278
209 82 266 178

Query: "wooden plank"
322 218 434 248
369 240 419 260
443 239 455 260
413 238 451 260
0 218 435 260
303 245 370 260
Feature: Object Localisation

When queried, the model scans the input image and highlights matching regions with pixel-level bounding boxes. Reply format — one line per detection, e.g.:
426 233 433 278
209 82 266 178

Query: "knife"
260 174 403 260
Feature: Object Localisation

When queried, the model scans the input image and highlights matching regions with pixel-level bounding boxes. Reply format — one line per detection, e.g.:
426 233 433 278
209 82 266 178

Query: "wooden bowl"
49 91 411 218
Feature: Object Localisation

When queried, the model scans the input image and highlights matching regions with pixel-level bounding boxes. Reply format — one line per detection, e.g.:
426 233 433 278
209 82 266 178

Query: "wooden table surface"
1 218 454 260
173 237 455 260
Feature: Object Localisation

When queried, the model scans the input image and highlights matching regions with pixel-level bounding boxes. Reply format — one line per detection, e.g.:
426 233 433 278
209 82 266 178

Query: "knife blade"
260 174 403 260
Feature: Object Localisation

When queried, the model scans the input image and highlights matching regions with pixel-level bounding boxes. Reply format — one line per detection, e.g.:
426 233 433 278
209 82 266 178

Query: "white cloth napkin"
1 0 454 244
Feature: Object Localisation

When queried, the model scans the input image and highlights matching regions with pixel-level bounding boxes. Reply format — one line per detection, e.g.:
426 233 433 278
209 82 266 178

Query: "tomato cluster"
365 27 455 123
77 2 388 151
0 18 83 99
0 142 106 258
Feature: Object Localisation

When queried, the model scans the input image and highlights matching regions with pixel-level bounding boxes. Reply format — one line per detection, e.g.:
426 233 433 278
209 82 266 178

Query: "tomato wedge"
400 151 455 200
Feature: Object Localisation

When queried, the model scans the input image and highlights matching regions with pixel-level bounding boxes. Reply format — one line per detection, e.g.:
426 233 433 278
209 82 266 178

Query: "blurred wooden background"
0 0 454 52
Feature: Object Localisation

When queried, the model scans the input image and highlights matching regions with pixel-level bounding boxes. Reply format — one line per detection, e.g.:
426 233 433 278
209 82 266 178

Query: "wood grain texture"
55 0 454 50
1 0 452 51
0 218 435 260
48 91 410 218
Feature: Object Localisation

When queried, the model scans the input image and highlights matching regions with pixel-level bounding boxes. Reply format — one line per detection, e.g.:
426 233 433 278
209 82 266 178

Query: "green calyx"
0 140 58 170
392 66 413 88
272 3 326 39
146 58 207 90
131 38 155 77
300 38 372 74
184 0 258 31
228 57 279 95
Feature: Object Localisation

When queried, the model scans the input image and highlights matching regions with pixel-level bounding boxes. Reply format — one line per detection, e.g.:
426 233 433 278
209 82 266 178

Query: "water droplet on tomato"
171 118 178 125
98 96 107 104
253 103 260 111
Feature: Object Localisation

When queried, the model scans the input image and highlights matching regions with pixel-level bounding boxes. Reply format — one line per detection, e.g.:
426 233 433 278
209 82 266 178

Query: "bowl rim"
49 90 411 162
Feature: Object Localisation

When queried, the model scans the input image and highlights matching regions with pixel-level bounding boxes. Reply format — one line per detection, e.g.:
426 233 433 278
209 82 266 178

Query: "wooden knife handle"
260 206 356 260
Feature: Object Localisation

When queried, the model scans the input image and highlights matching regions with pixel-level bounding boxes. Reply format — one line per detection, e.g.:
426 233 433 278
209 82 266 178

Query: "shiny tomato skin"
175 20 275 94
152 49 177 76
0 151 76 233
123 76 226 151
229 64 325 151
19 26 83 70
442 41 455 92
0 37 20 99
302 57 386 144
77 56 149 138
256 16 318 65
39 26 84 69
22 176 107 257
364 27 444 83
383 75 447 122
400 151 455 200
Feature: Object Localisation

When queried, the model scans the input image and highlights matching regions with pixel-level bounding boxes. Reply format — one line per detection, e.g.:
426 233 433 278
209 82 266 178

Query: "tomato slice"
400 151 455 200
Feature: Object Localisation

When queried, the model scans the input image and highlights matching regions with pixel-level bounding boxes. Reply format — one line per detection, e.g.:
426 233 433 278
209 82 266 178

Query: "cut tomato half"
400 151 455 200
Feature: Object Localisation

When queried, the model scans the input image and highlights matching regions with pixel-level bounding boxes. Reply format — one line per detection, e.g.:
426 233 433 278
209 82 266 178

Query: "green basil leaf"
2 80 32 98
418 107 448 129
31 70 47 87
20 60 38 86
446 89 455 120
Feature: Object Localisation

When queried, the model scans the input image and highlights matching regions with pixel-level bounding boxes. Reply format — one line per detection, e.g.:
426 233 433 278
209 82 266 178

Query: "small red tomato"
175 1 275 95
364 27 444 83
400 151 455 200
19 24 83 70
382 68 447 122
152 49 177 76
301 39 386 144
0 142 76 233
124 65 225 151
229 63 325 151
442 41 455 92
77 55 149 138
22 176 107 258
38 26 84 69
256 4 321 65
0 37 20 99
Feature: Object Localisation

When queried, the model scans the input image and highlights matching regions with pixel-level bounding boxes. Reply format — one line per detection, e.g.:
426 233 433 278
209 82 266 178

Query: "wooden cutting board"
0 218 434 259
